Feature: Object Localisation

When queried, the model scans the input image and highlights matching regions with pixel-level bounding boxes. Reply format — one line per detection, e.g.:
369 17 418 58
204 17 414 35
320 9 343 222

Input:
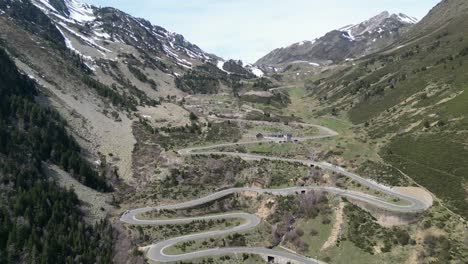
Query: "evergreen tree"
0 47 114 263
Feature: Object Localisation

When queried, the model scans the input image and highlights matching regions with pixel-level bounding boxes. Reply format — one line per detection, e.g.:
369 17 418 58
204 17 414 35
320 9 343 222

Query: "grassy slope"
306 13 468 218
382 133 468 217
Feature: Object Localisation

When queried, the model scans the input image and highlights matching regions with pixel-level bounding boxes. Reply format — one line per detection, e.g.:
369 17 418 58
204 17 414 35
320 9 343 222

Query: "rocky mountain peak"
28 0 220 71
339 11 418 42
256 11 418 66
25 0 262 77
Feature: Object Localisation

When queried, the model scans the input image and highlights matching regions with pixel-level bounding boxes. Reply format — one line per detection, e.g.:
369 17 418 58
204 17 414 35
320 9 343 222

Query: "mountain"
1 0 467 263
29 0 217 71
1 0 261 97
399 0 468 42
0 24 115 264
255 11 418 66
301 0 468 218
0 0 267 189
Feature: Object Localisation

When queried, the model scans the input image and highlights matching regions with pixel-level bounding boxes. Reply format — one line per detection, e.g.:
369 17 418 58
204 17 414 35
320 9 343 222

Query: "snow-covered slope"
29 0 262 79
256 11 418 66
339 11 418 42
30 0 218 70
33 0 95 23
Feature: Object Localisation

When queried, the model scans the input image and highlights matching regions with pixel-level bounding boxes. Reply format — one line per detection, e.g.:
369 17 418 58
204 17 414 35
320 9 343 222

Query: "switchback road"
121 120 430 263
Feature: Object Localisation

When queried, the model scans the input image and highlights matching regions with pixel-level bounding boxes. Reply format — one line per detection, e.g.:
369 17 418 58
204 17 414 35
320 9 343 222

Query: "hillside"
0 0 262 183
256 11 417 66
302 0 468 217
0 0 466 264
0 46 114 264
405 0 468 38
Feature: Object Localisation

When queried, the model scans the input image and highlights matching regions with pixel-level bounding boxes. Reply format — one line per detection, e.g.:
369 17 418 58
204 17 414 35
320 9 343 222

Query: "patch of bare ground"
406 227 445 264
321 202 344 250
257 198 276 219
376 212 419 227
89 114 135 183
393 187 433 208
131 122 169 189
43 164 114 222
137 103 191 128
404 120 423 133
348 199 420 227
243 90 275 97
241 190 261 198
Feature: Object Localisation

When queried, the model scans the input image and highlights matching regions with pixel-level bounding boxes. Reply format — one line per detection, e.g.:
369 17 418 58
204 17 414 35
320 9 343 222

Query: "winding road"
121 119 430 263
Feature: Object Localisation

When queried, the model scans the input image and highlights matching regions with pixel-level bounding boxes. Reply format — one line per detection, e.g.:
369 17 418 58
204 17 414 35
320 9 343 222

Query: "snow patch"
241 63 264 77
57 22 112 54
35 0 59 13
396 13 418 24
339 12 416 40
93 30 111 40
339 24 354 31
287 39 316 48
55 25 92 60
32 0 95 24
66 0 95 23
342 30 355 41
55 25 96 71
163 44 179 58
217 60 229 73
163 45 192 69
250 67 264 77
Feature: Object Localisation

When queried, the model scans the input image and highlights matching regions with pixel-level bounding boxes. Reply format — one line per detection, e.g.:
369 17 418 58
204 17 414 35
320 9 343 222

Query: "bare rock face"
255 11 418 66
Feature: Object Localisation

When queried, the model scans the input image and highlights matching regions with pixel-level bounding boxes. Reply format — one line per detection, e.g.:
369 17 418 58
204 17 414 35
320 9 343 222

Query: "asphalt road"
121 120 430 263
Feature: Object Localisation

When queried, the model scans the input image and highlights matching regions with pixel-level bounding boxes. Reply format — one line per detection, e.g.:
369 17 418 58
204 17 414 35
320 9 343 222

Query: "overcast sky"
84 0 440 63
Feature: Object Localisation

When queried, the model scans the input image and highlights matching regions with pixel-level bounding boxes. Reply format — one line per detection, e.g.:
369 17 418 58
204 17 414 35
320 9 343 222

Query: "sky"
84 0 440 63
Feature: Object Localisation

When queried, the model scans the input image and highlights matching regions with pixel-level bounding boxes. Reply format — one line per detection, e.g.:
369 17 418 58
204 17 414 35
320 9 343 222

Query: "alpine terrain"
0 0 466 264
256 11 418 66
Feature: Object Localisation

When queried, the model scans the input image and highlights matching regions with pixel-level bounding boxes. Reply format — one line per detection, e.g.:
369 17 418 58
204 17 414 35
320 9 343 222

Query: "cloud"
85 0 439 63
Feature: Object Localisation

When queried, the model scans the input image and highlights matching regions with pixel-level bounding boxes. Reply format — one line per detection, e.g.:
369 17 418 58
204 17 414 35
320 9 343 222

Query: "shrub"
309 229 319 236
295 228 305 237
189 112 198 121
424 120 431 128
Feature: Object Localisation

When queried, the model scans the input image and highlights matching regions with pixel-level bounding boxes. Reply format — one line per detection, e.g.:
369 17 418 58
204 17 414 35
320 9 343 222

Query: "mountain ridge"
255 11 418 66
30 0 217 68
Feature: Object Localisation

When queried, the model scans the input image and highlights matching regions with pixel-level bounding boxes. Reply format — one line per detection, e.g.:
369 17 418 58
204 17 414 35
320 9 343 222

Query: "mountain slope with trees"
0 47 113 264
